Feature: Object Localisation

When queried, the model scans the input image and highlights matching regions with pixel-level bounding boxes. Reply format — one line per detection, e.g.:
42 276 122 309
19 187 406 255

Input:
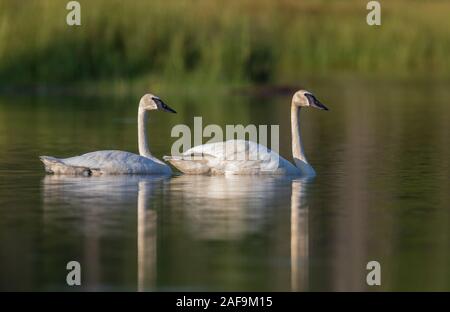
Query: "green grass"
0 0 449 91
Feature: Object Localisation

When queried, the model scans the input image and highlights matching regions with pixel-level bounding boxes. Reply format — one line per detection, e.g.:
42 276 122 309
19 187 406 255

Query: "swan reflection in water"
42 174 311 291
42 175 166 291
166 175 311 291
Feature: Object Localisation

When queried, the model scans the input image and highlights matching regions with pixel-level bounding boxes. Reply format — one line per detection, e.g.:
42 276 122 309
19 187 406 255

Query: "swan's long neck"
291 103 315 175
291 104 307 164
138 107 152 157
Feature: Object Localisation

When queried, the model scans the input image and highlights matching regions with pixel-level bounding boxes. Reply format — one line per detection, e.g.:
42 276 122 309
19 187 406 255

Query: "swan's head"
292 90 328 111
139 94 177 113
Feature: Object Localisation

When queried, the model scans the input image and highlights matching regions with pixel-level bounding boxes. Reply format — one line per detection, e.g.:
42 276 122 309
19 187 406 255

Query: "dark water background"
0 79 449 291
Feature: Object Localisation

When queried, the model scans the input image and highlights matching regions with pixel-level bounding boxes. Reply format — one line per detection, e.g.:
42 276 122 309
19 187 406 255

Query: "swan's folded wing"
182 140 270 161
163 154 213 174
164 140 280 174
163 142 227 174
52 151 170 175
39 156 99 176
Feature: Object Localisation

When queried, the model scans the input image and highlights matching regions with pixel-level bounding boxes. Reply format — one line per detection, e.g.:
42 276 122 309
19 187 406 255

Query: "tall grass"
0 0 449 89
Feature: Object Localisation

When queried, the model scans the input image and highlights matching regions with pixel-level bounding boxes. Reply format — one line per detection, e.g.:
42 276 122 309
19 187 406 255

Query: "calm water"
0 79 449 291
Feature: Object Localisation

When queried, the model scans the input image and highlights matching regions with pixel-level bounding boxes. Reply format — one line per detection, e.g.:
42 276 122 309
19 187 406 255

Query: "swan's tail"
39 156 100 176
163 155 211 174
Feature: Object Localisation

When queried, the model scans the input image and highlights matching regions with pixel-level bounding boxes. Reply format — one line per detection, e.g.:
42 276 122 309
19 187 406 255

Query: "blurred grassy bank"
0 0 449 93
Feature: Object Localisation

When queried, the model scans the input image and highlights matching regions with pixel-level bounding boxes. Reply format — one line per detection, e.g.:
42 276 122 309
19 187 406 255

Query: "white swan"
164 90 328 176
40 94 176 175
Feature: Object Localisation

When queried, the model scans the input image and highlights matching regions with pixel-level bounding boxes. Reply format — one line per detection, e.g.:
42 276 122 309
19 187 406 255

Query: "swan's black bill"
162 104 177 114
153 97 177 113
305 93 329 111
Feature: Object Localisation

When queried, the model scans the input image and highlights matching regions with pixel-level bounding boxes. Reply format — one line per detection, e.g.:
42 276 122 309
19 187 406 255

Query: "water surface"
0 80 449 291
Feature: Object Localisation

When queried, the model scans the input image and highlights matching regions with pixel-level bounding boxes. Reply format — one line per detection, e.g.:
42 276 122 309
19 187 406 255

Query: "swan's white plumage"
164 139 300 175
48 150 171 175
39 93 175 176
164 89 327 176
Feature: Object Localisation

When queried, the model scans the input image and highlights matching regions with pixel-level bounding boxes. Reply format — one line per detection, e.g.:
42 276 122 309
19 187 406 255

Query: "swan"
163 90 328 176
40 94 176 176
